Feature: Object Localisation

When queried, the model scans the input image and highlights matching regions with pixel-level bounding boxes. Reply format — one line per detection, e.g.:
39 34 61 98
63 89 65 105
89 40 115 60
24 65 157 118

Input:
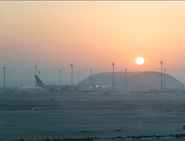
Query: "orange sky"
0 1 185 84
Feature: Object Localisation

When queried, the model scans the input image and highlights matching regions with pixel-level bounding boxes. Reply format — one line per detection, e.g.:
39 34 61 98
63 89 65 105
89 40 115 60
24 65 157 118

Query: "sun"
135 57 144 65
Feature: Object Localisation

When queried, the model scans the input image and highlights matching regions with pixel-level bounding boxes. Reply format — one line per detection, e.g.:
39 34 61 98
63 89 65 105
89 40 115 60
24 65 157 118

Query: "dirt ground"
0 92 185 141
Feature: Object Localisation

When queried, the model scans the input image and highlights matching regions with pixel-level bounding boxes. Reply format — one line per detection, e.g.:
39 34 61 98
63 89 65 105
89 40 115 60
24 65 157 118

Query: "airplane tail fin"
35 75 44 87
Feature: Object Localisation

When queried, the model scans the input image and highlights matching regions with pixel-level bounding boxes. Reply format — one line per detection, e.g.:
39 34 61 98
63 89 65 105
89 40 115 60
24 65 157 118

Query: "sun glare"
135 57 144 65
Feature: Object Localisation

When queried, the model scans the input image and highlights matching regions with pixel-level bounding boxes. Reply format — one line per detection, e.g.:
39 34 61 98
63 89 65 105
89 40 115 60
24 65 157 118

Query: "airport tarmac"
0 92 185 141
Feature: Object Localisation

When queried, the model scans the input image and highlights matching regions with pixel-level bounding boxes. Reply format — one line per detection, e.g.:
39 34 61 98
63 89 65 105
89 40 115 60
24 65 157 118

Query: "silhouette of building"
78 71 184 91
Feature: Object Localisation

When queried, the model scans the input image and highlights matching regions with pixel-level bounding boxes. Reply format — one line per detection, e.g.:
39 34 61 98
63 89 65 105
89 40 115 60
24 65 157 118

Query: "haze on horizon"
0 1 185 86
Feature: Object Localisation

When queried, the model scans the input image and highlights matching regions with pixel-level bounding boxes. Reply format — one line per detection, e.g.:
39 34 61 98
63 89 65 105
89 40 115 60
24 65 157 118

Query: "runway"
0 92 185 141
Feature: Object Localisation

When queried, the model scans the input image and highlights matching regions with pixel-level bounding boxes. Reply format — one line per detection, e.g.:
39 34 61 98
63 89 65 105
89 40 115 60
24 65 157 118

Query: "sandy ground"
0 92 185 141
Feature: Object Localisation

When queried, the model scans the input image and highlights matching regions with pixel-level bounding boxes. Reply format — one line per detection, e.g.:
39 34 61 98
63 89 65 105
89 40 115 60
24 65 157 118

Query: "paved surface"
0 93 185 140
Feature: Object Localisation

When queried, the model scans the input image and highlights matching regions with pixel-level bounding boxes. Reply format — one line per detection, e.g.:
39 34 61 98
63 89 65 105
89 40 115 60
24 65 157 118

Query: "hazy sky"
1 1 185 85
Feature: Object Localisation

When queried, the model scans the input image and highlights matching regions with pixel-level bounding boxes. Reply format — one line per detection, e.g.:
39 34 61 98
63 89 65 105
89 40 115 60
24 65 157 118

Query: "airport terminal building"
78 71 184 92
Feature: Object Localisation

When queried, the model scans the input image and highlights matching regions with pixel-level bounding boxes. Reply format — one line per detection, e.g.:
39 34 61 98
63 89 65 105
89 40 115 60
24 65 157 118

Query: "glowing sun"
135 57 144 65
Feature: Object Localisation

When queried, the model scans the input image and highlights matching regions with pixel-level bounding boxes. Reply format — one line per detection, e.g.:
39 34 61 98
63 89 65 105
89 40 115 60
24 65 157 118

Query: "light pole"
35 65 37 76
112 62 114 92
160 61 163 89
38 71 40 78
71 64 73 86
164 68 166 90
137 84 139 91
35 65 37 88
59 70 61 85
125 69 127 92
3 67 5 91
90 69 92 86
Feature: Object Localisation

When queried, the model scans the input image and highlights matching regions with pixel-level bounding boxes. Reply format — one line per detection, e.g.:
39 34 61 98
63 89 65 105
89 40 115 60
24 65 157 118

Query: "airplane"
78 85 95 93
34 75 78 92
92 83 121 93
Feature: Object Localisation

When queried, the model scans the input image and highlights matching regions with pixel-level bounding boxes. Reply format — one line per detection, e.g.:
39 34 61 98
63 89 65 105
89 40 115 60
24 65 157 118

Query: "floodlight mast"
164 68 166 89
71 64 73 86
3 67 5 91
160 61 163 89
112 62 114 92
35 65 37 88
38 71 40 78
90 69 92 86
125 69 127 92
35 65 37 76
59 70 61 85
